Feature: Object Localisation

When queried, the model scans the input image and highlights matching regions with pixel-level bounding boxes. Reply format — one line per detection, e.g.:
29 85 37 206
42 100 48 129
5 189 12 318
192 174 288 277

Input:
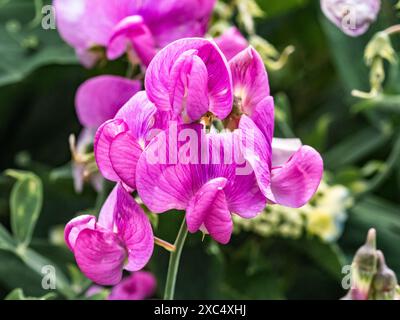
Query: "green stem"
163 218 188 300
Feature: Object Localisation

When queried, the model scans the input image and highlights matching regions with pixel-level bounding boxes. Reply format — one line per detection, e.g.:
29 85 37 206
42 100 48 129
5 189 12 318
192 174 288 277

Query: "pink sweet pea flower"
145 38 233 123
215 27 249 61
136 124 266 244
320 0 381 37
94 91 165 190
64 184 154 285
229 47 323 208
54 0 216 67
108 271 156 300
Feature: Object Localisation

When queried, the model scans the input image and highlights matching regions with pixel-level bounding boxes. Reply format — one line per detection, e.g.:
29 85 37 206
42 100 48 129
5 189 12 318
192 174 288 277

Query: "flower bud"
365 32 397 66
351 228 378 300
371 251 398 300
321 0 381 37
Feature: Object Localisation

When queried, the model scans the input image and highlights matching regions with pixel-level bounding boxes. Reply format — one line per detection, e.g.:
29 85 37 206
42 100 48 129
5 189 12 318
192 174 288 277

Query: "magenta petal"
115 186 154 271
98 185 119 230
108 271 156 300
272 138 302 167
74 228 126 286
266 146 324 208
75 75 141 129
238 115 272 196
225 173 266 218
107 15 156 66
169 50 209 122
94 119 129 182
64 215 96 252
230 47 270 115
186 178 232 244
115 91 158 143
251 96 275 143
110 133 142 189
215 27 248 61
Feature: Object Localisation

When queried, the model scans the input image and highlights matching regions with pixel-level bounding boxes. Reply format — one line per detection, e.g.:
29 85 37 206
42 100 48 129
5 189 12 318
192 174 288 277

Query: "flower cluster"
60 2 324 287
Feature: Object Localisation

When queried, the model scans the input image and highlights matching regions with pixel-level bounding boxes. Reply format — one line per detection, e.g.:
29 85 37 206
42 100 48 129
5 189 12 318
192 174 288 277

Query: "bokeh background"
0 0 399 299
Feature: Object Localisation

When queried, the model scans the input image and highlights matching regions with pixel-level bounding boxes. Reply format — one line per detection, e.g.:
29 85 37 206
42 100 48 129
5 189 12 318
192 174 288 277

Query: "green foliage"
5 170 43 245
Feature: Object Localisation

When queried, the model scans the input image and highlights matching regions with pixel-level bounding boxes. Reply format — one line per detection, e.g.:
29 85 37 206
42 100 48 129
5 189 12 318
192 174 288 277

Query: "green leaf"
323 128 391 169
0 0 77 87
16 246 74 299
5 288 55 300
5 170 43 245
0 223 15 251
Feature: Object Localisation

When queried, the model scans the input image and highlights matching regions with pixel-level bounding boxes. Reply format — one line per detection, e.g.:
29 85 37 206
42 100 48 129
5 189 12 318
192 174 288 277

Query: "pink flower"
145 38 233 123
215 27 249 61
108 271 156 300
229 47 323 208
64 184 154 285
321 0 381 37
54 0 216 67
136 124 266 244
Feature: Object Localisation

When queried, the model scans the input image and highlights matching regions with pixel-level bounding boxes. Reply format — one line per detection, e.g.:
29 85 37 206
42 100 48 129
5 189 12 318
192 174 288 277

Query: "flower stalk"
163 218 188 300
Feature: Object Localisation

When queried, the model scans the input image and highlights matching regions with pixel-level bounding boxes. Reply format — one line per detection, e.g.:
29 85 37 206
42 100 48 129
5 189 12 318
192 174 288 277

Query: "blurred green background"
0 0 399 299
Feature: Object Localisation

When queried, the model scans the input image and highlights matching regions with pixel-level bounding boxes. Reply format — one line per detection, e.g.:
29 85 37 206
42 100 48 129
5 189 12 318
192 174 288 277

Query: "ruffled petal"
74 228 126 286
64 215 96 252
266 146 324 208
186 178 232 244
238 115 272 197
230 47 270 115
94 119 129 182
75 75 141 128
114 186 154 271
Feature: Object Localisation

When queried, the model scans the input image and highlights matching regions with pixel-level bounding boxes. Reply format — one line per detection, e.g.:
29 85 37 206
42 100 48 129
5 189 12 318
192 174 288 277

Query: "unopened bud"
371 251 398 300
365 32 397 66
351 228 378 300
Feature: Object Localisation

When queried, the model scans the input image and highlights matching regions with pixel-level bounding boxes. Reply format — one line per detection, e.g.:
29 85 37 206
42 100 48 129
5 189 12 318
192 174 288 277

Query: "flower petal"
230 47 270 115
108 271 156 300
238 115 272 197
74 228 126 286
98 184 119 230
75 75 141 128
110 132 142 189
107 15 156 66
145 38 233 120
215 27 248 61
94 119 129 182
169 50 209 122
64 215 96 252
114 91 159 144
271 138 302 167
186 178 232 244
266 146 324 208
114 186 154 271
